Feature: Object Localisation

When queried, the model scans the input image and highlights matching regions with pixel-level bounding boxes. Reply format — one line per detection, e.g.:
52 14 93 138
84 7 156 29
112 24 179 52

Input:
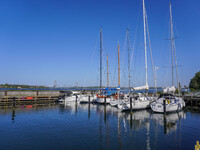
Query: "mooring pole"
104 97 106 104
130 97 132 112
88 103 90 119
13 97 16 108
163 99 166 115
76 95 78 103
88 95 90 103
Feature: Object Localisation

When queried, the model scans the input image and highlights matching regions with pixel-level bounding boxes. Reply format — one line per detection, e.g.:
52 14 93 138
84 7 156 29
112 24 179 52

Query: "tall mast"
118 43 120 88
143 0 148 88
107 54 109 87
100 29 102 90
127 28 131 92
169 3 174 87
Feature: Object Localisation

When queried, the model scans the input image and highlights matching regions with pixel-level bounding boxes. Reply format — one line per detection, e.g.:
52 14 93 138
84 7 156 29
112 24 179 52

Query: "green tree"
189 71 200 90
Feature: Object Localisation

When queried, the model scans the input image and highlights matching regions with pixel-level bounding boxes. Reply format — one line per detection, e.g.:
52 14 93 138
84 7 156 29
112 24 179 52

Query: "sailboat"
96 30 114 104
122 0 155 111
110 43 127 107
150 3 185 113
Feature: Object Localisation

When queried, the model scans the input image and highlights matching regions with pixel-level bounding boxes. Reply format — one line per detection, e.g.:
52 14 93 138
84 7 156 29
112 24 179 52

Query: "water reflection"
151 111 186 134
11 107 16 123
58 102 186 149
59 102 186 136
0 102 198 150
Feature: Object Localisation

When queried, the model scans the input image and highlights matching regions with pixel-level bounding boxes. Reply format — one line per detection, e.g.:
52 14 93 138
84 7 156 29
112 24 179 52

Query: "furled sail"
133 85 149 91
163 86 176 93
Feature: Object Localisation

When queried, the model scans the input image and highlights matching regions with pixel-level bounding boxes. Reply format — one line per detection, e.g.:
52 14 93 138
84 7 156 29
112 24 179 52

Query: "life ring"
166 99 170 104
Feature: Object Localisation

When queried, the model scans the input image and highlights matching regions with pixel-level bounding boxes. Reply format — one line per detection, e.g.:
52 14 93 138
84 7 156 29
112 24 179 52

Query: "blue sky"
0 0 199 87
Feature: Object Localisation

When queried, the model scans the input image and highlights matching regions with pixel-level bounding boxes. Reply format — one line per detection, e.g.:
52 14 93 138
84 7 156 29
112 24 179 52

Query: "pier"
0 90 60 106
0 89 98 106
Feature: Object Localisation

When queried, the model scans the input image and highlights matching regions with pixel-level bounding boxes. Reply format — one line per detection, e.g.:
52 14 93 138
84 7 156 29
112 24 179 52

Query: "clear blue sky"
0 0 199 87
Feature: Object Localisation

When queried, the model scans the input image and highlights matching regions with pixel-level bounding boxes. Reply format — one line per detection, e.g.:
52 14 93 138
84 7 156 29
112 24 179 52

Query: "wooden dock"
183 96 200 107
0 90 60 106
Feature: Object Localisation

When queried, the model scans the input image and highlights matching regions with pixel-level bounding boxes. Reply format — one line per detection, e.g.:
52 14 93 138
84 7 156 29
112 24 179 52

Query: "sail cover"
163 86 176 93
133 85 149 91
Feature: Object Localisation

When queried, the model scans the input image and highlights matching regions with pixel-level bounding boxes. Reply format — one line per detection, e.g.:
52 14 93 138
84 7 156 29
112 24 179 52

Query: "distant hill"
0 84 49 89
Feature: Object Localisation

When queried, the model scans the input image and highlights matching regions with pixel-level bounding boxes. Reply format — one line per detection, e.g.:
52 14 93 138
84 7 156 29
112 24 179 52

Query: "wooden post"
5 91 7 96
13 97 16 108
104 97 106 104
88 95 90 103
163 99 166 115
130 111 133 129
88 102 90 119
76 95 78 103
130 97 132 111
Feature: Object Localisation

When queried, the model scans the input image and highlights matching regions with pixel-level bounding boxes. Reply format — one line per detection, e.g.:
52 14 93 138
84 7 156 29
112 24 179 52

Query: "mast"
127 28 131 92
143 0 148 88
118 43 120 88
107 54 109 87
100 29 102 90
169 3 174 87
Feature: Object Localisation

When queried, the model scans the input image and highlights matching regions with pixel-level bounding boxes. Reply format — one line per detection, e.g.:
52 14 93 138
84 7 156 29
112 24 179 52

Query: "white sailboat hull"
79 95 97 103
96 97 111 104
150 97 185 113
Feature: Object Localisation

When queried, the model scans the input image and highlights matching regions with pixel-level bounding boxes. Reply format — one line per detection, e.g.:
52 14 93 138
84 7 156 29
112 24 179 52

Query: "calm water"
0 103 199 150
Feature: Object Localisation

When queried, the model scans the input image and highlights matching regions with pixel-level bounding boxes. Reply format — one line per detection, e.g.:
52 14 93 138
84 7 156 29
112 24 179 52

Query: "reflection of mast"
99 105 103 150
163 114 167 134
118 113 122 150
146 121 151 150
106 107 110 146
104 105 107 123
130 112 133 129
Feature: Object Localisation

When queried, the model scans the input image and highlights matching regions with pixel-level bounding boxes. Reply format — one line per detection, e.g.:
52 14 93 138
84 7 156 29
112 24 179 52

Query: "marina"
0 0 199 149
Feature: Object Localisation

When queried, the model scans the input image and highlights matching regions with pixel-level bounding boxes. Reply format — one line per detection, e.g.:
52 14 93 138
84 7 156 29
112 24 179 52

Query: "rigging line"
130 0 142 72
111 47 118 87
173 40 180 90
170 3 174 87
122 68 128 88
120 33 128 86
145 11 156 89
121 30 128 87
83 34 99 86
